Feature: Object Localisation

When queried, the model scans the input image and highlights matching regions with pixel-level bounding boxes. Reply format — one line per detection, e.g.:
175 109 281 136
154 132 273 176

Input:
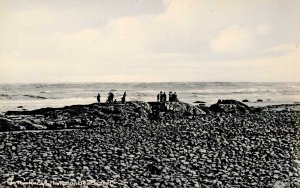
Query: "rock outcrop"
2 101 154 131
0 117 25 131
209 99 251 113
0 100 266 131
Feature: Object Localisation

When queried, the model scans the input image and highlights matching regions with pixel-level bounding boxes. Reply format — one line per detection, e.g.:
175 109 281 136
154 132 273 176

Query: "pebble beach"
1 101 300 187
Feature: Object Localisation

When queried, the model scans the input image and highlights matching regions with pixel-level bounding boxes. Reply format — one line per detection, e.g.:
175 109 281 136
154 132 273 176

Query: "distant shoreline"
1 82 300 114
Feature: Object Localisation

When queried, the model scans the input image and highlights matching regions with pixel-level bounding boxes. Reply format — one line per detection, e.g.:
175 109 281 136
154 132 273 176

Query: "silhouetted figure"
107 92 114 104
159 91 163 102
169 92 173 102
97 93 100 103
157 94 160 102
114 99 117 104
162 92 167 103
122 91 127 103
173 92 178 102
111 92 114 103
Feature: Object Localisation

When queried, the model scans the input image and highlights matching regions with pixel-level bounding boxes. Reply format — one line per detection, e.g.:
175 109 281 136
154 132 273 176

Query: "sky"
0 0 300 83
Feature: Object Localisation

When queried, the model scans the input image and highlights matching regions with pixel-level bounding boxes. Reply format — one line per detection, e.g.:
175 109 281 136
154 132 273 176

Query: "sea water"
1 82 300 112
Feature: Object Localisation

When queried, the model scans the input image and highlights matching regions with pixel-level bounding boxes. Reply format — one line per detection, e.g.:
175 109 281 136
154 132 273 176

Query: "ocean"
1 82 300 113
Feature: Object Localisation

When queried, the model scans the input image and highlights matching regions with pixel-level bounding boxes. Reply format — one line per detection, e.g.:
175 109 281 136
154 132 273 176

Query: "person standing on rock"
122 91 127 103
169 91 173 102
97 93 100 103
107 92 113 103
162 92 167 103
111 92 114 103
157 93 160 102
173 92 178 102
159 91 163 102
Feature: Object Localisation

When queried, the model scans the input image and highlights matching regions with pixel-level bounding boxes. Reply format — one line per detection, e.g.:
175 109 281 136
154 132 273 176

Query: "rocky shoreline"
1 100 300 187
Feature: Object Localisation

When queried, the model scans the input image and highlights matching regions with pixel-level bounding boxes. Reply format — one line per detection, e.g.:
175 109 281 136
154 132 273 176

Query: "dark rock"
210 99 250 113
116 149 123 156
52 121 66 129
66 118 82 128
168 102 206 115
146 163 162 175
132 101 152 114
257 99 263 102
101 106 114 114
131 101 152 120
193 101 206 104
242 99 249 102
0 117 22 131
249 107 262 113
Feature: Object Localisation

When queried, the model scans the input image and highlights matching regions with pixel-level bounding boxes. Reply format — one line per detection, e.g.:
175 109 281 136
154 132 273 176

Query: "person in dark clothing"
173 92 178 102
122 91 127 103
169 92 173 102
97 93 100 103
107 92 114 103
162 92 167 103
107 92 111 103
157 93 160 102
111 92 114 103
159 91 163 102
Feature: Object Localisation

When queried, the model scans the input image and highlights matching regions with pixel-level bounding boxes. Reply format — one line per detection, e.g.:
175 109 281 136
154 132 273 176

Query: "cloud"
64 29 99 44
1 0 300 82
210 25 254 53
256 23 271 35
266 43 296 53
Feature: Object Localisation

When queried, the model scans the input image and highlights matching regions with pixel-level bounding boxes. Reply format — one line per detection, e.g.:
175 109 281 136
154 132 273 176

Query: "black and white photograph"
1 0 300 187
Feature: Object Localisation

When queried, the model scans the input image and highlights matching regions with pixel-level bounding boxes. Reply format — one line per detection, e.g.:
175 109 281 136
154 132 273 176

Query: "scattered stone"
0 100 299 187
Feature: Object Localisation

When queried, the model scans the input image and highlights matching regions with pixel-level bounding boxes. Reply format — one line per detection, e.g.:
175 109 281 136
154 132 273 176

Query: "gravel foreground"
1 102 300 187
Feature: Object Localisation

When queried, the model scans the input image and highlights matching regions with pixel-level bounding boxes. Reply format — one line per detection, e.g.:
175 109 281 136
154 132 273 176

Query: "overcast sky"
0 0 300 83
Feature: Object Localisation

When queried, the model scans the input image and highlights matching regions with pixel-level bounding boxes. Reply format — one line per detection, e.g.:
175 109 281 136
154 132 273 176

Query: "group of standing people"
96 91 126 104
97 90 178 104
157 91 178 103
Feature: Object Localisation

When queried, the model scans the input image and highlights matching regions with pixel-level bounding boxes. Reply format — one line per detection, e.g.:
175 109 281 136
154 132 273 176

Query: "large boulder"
209 99 250 113
131 101 152 119
131 101 152 114
168 102 206 115
101 106 114 114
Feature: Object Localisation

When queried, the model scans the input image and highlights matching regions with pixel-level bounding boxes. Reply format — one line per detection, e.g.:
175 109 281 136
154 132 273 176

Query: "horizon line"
0 81 300 85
